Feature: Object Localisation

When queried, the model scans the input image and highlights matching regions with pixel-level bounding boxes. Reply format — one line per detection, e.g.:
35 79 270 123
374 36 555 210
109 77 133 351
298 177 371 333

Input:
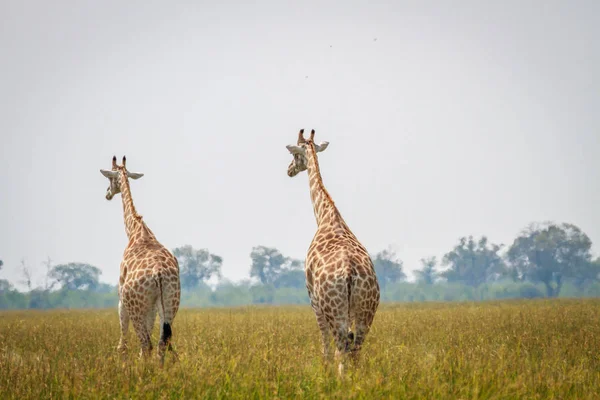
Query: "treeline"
1 221 599 310
2 280 600 310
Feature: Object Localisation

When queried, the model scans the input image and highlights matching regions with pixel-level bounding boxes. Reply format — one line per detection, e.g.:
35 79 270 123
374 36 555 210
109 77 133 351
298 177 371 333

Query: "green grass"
1 299 599 399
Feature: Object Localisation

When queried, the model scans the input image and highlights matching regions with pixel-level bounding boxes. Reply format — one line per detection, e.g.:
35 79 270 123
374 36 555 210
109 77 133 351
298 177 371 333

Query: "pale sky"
1 0 599 289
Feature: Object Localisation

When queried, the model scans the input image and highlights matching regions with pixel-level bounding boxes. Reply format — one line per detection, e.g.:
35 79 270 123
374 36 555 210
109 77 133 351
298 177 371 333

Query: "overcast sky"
1 0 598 289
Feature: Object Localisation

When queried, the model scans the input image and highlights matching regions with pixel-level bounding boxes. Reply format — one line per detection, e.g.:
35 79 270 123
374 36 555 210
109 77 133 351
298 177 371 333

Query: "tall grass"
1 299 599 399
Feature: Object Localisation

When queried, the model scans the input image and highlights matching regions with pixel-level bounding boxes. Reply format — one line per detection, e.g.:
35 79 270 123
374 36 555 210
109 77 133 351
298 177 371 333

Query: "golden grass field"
1 299 599 399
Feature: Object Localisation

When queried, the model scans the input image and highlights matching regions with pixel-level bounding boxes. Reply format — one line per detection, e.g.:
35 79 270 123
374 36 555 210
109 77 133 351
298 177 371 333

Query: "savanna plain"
1 299 599 399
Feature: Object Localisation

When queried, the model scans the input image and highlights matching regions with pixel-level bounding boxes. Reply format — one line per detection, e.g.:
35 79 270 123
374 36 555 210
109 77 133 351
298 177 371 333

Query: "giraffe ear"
100 169 119 178
127 172 144 180
315 141 329 153
286 145 305 155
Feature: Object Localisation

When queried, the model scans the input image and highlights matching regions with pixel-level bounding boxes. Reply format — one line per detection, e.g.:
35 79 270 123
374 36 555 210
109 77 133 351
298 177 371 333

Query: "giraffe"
286 129 380 375
100 156 180 365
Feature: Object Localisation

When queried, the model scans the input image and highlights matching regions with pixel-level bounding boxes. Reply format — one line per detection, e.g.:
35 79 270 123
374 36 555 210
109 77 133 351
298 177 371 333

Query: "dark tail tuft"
161 322 172 344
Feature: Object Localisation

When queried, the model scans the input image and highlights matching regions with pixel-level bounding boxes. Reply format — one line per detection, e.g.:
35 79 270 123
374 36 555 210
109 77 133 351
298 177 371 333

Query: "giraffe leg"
349 313 371 363
117 300 130 355
157 319 179 365
309 295 331 360
350 299 379 363
145 303 157 340
156 280 180 366
317 276 351 377
315 310 331 359
348 308 356 353
131 314 153 359
331 319 350 378
325 297 350 377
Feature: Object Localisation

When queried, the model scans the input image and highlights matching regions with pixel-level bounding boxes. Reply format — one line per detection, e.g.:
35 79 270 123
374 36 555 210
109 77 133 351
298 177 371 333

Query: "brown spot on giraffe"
285 129 380 376
100 156 181 366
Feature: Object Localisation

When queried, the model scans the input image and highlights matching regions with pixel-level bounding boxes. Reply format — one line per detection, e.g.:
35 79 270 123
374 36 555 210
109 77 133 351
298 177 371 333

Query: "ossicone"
297 129 306 144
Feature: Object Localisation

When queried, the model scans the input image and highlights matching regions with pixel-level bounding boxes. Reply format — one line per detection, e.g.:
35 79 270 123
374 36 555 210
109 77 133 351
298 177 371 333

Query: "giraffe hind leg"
145 303 157 339
131 314 153 359
331 320 350 377
117 300 130 355
158 321 176 363
315 310 331 360
156 285 179 365
347 276 379 363
349 307 377 363
309 295 331 360
324 295 350 377
347 308 356 351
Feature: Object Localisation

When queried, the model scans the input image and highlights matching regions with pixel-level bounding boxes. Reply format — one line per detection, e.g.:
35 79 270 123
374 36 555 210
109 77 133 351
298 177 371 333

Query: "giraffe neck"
305 143 348 230
118 171 155 242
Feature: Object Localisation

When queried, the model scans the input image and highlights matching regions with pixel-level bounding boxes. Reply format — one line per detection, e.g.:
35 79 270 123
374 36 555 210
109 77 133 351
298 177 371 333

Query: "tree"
415 257 438 284
273 268 305 289
42 257 54 291
0 258 11 294
19 259 33 291
0 279 12 292
250 246 302 285
507 222 593 297
572 257 600 292
373 249 406 290
48 263 102 291
0 260 6 293
441 236 506 287
95 282 118 294
172 245 223 291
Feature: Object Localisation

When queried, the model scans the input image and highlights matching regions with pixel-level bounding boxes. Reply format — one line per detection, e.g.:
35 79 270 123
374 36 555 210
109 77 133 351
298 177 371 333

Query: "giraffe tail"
156 272 172 346
161 322 172 346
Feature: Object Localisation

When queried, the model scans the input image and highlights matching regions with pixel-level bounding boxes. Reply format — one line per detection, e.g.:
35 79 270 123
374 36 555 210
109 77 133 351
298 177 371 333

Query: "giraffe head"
99 156 144 200
286 129 329 177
